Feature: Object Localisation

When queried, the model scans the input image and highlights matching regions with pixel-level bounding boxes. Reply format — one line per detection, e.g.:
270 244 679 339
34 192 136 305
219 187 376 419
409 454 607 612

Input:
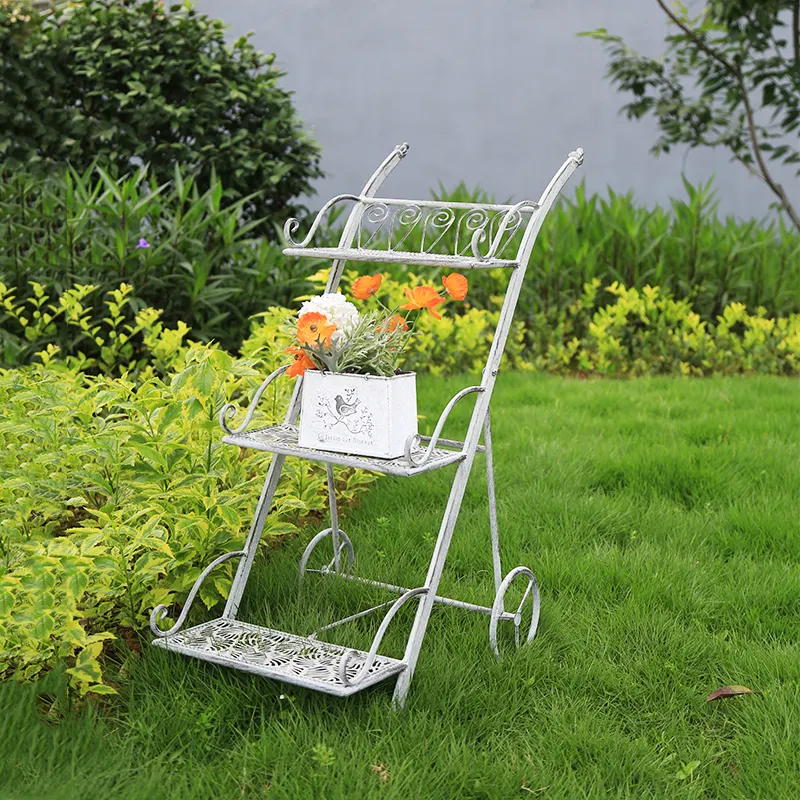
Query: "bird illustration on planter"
335 394 359 417
316 390 374 438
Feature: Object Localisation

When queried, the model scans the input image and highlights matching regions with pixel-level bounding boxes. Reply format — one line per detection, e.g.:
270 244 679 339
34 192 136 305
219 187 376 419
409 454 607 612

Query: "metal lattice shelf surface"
153 618 406 697
282 247 519 270
222 424 465 477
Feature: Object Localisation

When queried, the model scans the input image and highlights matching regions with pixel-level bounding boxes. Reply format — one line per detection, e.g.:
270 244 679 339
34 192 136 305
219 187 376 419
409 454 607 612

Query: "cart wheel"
489 566 540 658
299 527 354 582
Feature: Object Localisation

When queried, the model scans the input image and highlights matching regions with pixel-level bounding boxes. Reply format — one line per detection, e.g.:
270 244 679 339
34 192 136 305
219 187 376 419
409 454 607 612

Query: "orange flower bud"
442 273 468 301
351 273 382 300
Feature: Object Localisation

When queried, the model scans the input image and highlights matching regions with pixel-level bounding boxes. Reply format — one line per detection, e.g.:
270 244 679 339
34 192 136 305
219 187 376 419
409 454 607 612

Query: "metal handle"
219 365 289 436
404 386 484 467
338 586 428 687
150 550 246 638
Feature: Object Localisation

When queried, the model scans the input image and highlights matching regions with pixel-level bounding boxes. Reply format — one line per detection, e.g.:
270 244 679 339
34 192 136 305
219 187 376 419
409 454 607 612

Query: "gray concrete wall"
196 0 798 223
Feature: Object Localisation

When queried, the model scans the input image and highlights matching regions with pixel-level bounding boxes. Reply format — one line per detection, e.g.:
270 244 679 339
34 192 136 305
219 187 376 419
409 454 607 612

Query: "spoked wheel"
489 566 540 658
298 527 354 582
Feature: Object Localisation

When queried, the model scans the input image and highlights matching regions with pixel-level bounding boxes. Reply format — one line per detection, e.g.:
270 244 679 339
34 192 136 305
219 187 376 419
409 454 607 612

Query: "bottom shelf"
152 618 406 697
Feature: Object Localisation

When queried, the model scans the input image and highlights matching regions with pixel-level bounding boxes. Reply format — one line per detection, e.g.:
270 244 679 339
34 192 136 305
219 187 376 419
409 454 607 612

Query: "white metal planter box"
299 371 417 459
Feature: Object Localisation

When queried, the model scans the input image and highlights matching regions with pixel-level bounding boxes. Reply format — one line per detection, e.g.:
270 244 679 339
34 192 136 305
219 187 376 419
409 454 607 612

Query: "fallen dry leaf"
705 685 754 702
371 762 390 783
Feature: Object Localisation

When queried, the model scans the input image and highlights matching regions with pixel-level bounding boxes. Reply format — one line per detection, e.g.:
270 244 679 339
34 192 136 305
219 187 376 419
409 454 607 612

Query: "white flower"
298 292 359 343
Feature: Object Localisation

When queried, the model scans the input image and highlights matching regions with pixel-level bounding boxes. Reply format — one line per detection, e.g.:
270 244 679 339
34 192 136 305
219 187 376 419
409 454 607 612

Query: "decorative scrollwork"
419 206 456 254
455 208 490 256
404 386 483 467
150 550 246 638
358 202 390 249
471 200 537 261
337 586 428 688
219 365 289 436
284 194 361 248
389 204 424 251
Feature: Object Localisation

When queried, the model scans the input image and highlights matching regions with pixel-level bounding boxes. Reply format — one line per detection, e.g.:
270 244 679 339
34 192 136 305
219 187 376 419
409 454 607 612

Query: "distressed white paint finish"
152 618 407 697
298 371 418 459
152 143 582 706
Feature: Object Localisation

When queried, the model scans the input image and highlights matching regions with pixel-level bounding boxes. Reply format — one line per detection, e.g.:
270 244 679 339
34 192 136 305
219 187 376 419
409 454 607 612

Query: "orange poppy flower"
442 273 468 301
296 312 336 346
286 346 317 378
401 285 446 320
378 314 409 333
352 273 382 300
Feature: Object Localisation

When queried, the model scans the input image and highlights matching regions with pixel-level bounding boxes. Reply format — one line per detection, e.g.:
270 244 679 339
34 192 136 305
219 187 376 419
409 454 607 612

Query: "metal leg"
391 455 475 708
223 452 288 620
326 464 342 573
393 268 529 708
484 409 502 593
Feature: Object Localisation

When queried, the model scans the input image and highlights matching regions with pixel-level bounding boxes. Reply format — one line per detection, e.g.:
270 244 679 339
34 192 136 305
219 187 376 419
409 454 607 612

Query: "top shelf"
282 195 541 269
282 246 519 270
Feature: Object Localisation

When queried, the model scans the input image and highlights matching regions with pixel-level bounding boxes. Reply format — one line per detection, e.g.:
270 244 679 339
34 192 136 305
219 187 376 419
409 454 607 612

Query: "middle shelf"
222 423 467 477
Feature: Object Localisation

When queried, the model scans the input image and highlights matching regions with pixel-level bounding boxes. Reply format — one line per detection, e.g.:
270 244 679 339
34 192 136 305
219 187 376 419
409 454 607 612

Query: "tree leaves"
581 1 800 230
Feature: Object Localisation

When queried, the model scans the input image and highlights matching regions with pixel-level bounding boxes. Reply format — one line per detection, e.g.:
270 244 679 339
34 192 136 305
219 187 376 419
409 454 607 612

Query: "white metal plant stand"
150 142 584 707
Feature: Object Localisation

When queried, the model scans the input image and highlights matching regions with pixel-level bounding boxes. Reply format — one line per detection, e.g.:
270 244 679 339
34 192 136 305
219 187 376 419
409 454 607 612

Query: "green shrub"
525 178 800 322
0 0 322 231
0 164 333 361
6 271 799 382
0 327 375 696
5 164 798 366
536 280 800 377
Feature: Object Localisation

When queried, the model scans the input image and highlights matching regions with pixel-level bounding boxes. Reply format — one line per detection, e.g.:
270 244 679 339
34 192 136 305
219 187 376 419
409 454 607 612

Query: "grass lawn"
2 373 799 799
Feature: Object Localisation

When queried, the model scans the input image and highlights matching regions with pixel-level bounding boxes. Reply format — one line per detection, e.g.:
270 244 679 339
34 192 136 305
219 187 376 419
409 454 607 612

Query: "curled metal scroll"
389 204 424 251
420 206 456 254
283 194 362 248
470 200 538 261
150 550 246 638
219 365 289 436
298 527 355 582
358 203 391 249
337 586 428 688
488 566 540 658
455 208 490 256
569 147 585 166
404 386 484 467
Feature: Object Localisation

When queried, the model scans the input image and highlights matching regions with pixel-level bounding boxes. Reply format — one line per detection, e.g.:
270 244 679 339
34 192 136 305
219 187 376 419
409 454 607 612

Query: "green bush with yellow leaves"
534 279 800 377
0 301 375 696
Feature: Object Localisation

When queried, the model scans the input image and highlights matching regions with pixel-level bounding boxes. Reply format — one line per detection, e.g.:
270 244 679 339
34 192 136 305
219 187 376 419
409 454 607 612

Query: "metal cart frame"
150 142 584 708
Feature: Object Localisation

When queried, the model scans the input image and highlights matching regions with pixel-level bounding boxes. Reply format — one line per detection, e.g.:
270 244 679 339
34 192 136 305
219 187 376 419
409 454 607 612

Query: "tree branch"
654 0 738 77
654 0 800 232
793 0 800 71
